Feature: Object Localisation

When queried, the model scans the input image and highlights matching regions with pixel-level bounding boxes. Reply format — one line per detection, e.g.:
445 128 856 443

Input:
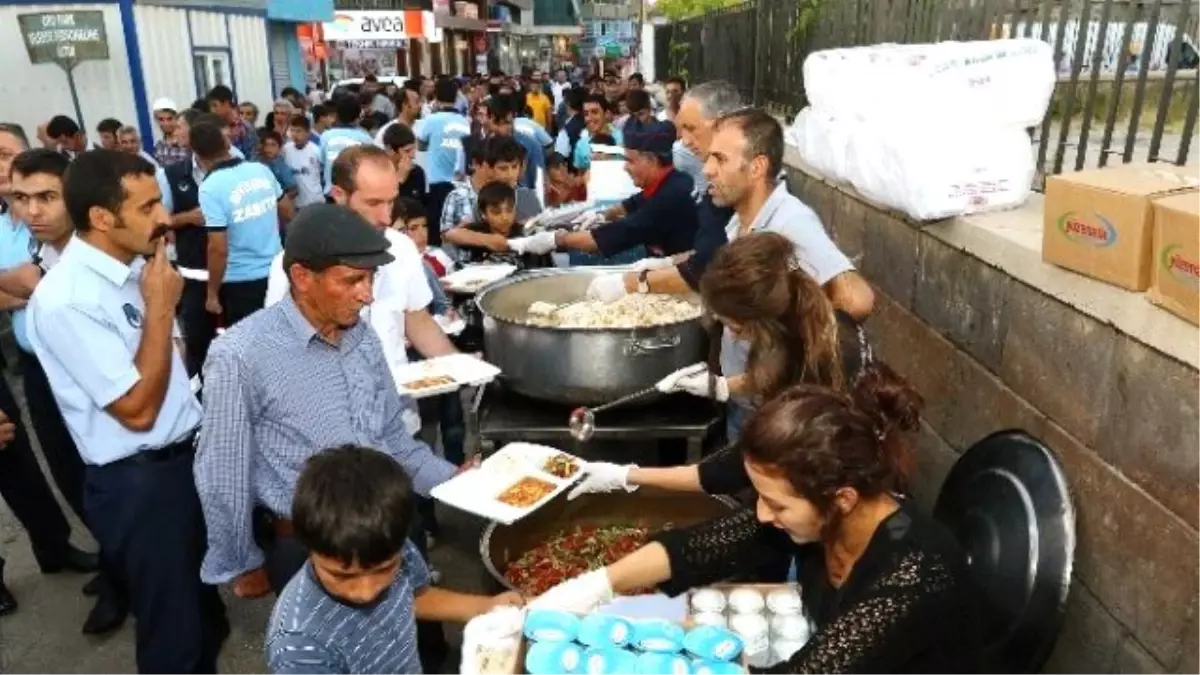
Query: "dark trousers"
84 446 227 673
18 350 125 600
178 277 268 377
427 182 455 248
256 509 450 671
0 374 74 568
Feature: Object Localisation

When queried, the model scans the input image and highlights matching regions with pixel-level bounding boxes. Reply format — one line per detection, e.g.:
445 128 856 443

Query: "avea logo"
1161 244 1200 288
332 13 355 26
1056 211 1117 247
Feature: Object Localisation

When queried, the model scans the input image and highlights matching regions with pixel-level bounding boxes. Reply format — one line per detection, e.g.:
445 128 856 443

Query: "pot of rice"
475 267 708 405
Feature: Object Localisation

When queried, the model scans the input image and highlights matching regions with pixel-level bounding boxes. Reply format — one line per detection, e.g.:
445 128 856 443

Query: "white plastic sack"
587 157 639 206
786 108 856 184
803 39 1055 128
841 116 1036 221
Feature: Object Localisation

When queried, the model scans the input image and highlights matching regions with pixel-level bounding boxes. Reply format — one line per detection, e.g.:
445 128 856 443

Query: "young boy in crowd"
311 103 336 136
544 151 585 207
256 128 299 234
265 445 521 674
284 115 326 209
439 136 542 263
444 181 529 268
392 198 465 544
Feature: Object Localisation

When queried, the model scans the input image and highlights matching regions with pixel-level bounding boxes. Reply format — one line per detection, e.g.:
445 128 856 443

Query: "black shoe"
39 545 99 575
81 593 127 635
0 561 16 617
81 574 102 597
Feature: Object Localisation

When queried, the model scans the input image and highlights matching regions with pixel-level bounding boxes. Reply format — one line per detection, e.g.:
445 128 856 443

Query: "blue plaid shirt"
195 294 456 584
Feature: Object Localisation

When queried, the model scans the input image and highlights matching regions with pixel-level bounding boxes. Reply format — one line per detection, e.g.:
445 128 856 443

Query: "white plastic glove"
530 568 614 614
571 211 606 231
676 368 730 402
585 274 628 303
513 230 557 255
631 257 674 272
566 462 637 500
654 363 710 394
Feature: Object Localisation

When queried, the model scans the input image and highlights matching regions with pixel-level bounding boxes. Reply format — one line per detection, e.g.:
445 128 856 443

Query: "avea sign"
1056 211 1118 248
1161 244 1200 288
324 11 423 41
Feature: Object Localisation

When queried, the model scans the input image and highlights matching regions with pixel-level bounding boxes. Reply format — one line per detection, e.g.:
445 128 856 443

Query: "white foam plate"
442 263 518 294
394 353 501 399
431 443 583 524
434 314 466 335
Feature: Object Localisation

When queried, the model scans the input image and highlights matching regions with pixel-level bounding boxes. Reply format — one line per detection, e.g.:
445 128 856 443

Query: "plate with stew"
432 443 583 524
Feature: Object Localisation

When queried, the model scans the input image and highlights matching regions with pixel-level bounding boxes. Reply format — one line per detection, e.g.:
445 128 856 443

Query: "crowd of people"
0 65 984 675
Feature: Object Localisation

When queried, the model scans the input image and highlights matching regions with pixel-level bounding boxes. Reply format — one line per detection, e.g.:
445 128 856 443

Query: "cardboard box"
1148 192 1200 324
1043 163 1199 290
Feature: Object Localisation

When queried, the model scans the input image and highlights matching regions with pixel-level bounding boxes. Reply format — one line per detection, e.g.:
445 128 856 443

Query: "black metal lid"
933 430 1076 674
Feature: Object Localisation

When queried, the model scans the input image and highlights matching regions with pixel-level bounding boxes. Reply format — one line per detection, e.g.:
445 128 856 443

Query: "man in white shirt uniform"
26 149 227 672
265 145 459 392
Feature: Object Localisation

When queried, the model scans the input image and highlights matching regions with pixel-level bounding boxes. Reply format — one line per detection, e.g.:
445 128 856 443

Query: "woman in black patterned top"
534 372 983 674
569 232 871 501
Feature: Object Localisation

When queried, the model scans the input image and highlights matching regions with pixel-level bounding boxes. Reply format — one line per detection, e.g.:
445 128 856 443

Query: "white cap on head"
152 98 178 113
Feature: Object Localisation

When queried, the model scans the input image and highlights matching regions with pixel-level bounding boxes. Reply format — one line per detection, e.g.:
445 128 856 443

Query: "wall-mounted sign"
18 11 109 64
322 10 440 43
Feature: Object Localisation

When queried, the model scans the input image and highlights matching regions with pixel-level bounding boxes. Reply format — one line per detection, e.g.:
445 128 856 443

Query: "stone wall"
783 153 1199 673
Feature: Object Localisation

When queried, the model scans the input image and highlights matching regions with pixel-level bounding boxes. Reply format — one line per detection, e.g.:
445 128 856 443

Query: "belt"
178 266 209 282
109 429 198 467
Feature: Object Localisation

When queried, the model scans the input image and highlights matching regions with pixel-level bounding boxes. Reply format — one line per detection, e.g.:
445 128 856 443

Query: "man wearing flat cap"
195 204 459 601
511 119 700 300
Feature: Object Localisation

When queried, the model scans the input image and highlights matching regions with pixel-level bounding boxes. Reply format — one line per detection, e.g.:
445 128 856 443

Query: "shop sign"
322 10 433 42
18 11 109 64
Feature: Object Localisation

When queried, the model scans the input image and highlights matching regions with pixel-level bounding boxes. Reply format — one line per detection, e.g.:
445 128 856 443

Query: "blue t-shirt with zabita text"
199 159 283 283
319 126 374 195
416 110 471 185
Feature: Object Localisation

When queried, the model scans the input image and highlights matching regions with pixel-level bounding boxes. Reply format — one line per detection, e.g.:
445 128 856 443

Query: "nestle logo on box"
1057 211 1117 247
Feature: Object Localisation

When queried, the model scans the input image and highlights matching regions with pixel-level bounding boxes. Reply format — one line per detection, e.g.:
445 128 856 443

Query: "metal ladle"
568 385 662 442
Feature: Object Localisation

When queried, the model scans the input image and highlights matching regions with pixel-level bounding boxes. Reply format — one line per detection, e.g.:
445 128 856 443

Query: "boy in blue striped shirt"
266 445 521 674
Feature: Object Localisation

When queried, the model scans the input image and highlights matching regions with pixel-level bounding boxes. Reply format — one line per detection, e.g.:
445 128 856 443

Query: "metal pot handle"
624 334 682 355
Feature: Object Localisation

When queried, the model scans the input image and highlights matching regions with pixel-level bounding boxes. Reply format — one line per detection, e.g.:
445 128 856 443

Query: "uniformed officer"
27 149 227 673
510 119 700 287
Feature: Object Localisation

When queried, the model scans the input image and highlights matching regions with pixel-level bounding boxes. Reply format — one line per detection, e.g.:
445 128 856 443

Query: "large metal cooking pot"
481 488 739 593
475 267 708 405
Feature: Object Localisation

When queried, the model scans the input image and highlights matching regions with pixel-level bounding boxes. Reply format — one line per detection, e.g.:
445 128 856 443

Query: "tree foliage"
653 0 744 22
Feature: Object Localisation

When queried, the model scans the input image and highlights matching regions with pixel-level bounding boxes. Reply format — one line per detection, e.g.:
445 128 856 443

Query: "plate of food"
431 444 582 524
483 442 582 481
394 353 502 399
442 264 518 295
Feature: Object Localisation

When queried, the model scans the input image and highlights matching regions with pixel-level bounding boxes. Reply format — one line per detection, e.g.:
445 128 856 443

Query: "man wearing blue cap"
511 120 699 295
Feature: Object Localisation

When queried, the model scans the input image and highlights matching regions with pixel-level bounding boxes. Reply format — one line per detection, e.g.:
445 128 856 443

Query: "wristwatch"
636 269 650 294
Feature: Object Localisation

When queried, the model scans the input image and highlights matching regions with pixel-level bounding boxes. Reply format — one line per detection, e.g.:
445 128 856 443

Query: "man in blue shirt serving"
195 123 283 326
416 77 472 245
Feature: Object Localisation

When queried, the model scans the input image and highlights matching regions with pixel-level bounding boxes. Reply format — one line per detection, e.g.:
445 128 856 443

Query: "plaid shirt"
194 294 455 584
153 139 190 167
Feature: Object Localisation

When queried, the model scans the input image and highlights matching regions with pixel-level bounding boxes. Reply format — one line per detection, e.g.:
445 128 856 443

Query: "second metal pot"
475 267 708 406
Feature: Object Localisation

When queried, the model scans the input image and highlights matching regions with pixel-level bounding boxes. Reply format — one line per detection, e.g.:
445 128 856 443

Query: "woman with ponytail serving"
535 374 982 673
570 232 869 500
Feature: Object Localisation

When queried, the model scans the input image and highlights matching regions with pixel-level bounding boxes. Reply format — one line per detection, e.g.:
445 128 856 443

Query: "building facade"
1 0 276 150
266 0 334 94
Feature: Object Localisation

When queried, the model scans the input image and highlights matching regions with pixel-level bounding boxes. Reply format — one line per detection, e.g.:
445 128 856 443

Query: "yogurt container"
772 638 806 663
726 588 765 615
635 651 691 675
525 641 584 675
523 609 581 643
691 660 746 675
765 588 803 616
690 588 727 614
683 625 744 662
728 614 770 668
631 619 686 653
770 614 812 643
579 614 633 648
691 612 728 629
581 646 639 674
